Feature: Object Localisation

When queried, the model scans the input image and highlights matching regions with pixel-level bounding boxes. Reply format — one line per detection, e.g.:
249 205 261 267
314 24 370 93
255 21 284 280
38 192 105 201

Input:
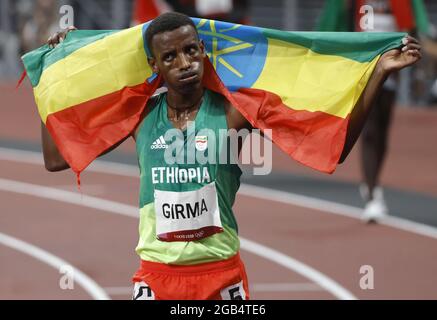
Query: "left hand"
378 35 421 74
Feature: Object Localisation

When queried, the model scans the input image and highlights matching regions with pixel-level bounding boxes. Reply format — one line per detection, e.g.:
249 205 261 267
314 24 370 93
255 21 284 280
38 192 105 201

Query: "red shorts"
132 253 250 300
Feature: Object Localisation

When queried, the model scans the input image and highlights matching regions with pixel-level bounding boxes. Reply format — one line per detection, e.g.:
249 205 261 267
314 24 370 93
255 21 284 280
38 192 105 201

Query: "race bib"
154 181 223 242
133 281 155 300
220 280 247 300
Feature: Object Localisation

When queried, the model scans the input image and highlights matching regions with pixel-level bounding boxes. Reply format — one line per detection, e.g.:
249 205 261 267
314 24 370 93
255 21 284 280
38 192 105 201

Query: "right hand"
47 26 77 48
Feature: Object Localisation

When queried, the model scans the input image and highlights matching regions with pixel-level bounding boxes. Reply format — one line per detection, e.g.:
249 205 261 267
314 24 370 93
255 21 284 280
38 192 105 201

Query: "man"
43 12 421 299
358 0 401 223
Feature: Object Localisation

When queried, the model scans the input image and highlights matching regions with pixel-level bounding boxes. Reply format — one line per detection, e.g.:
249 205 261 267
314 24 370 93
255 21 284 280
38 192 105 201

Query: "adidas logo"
150 136 168 149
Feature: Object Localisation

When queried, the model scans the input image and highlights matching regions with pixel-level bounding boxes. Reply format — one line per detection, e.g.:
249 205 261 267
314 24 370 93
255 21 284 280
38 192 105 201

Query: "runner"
42 12 421 299
317 0 429 223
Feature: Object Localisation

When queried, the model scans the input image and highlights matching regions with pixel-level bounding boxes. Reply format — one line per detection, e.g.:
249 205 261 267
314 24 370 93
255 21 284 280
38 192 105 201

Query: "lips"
178 71 199 83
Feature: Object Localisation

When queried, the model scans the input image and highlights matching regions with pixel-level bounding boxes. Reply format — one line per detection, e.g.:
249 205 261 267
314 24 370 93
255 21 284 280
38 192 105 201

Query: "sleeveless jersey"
135 89 242 265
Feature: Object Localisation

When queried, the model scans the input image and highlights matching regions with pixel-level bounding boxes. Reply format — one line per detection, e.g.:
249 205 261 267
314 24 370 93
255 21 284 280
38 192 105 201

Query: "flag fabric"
21 18 404 175
317 0 430 34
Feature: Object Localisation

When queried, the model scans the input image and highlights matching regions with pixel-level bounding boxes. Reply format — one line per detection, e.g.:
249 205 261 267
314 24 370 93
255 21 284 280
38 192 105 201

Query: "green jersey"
135 89 242 265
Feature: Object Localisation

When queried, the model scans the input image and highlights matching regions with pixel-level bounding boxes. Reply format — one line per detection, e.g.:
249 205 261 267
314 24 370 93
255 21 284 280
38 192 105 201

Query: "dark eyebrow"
184 42 198 49
187 39 200 46
161 48 176 57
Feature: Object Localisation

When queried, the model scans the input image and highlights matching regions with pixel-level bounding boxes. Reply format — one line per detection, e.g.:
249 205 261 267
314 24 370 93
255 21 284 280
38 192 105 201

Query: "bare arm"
41 121 131 172
338 65 388 164
225 103 252 131
41 26 127 171
40 27 153 172
41 121 69 171
338 36 421 163
42 27 77 171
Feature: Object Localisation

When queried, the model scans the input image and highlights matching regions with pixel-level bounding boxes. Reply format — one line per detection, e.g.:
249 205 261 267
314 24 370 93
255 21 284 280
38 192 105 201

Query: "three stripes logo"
150 136 168 150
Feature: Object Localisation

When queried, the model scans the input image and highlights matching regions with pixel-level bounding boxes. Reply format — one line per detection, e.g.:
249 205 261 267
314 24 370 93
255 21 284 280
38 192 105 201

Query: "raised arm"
41 120 132 172
41 26 132 172
338 36 421 163
41 121 69 171
41 27 76 172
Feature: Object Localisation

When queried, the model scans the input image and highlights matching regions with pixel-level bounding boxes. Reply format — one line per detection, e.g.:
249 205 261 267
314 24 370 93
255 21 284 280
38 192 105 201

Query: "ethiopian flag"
21 18 404 175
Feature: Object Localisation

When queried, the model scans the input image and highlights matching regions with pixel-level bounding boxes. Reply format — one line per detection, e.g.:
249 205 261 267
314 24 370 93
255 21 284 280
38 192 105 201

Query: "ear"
147 56 159 74
199 40 206 58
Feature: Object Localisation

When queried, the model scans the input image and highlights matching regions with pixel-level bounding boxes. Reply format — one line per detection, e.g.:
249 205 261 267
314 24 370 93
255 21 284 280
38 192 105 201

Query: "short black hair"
146 12 199 57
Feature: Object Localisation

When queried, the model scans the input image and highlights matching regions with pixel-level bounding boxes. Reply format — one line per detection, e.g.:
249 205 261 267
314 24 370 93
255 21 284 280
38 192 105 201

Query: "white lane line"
1 147 437 240
0 232 110 300
0 178 356 300
240 238 353 298
0 178 137 218
238 184 437 240
0 147 139 177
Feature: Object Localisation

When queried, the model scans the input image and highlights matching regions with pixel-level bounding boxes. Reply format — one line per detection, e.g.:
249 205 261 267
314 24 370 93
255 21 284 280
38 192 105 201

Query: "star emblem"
196 19 254 78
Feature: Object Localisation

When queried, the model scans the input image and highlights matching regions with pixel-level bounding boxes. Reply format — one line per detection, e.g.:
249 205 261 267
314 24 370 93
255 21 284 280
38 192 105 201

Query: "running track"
1 82 437 299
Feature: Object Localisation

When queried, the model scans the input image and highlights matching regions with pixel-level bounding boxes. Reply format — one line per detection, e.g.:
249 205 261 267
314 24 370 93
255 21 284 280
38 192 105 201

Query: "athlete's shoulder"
205 88 226 103
223 99 252 131
148 87 168 108
146 94 159 109
203 89 250 130
202 89 231 116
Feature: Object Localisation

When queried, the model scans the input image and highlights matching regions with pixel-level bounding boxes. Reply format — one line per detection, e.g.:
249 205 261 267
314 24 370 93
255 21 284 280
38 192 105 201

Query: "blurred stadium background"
0 0 437 300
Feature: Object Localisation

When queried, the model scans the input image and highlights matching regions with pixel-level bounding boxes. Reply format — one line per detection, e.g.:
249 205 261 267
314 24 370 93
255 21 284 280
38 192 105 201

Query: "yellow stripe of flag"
35 24 152 123
251 38 379 119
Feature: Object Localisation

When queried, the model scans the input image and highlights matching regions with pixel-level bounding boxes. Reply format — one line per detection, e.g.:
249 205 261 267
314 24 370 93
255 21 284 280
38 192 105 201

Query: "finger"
49 33 59 47
47 35 54 47
407 49 421 58
407 43 421 50
402 35 419 45
402 43 421 52
52 35 59 48
404 35 418 42
54 33 64 47
407 35 419 43
413 50 422 59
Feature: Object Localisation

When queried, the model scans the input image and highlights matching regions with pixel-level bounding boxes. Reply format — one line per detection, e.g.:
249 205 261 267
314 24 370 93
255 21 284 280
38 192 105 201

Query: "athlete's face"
149 25 206 94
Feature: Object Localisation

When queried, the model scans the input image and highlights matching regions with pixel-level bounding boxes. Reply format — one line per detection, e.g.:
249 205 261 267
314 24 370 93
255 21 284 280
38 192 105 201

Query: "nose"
176 53 190 70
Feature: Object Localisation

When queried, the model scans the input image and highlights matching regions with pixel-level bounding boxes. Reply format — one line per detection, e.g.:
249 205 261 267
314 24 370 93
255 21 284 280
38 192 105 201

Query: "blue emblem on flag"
143 19 268 90
194 18 268 92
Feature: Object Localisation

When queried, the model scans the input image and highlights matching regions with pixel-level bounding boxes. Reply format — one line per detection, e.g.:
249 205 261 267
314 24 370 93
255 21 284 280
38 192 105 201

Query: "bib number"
154 181 223 242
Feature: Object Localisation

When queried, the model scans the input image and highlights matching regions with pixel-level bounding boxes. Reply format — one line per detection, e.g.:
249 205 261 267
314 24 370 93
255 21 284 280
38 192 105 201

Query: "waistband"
138 253 242 275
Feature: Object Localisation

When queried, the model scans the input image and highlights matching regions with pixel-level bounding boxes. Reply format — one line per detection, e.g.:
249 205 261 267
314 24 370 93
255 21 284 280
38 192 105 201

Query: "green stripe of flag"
262 28 404 63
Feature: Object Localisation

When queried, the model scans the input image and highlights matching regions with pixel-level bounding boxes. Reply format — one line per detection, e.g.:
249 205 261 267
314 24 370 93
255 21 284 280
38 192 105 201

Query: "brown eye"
164 54 174 62
187 45 198 55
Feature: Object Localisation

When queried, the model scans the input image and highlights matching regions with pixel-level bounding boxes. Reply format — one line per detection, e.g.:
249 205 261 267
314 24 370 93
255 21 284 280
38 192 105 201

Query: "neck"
166 88 204 112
